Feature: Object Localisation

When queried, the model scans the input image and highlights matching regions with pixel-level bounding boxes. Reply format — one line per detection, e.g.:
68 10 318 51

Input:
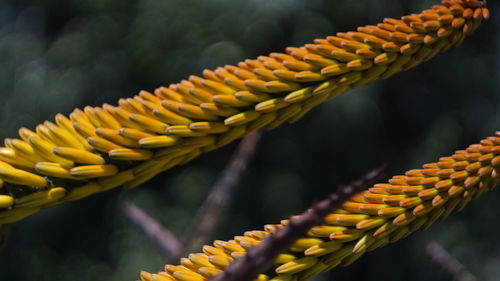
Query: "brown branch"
426 241 478 281
0 224 13 248
212 165 387 281
182 130 264 256
122 131 263 260
122 201 183 257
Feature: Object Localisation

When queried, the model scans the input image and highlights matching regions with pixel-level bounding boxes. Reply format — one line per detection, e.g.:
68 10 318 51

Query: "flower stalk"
141 132 499 281
0 0 489 224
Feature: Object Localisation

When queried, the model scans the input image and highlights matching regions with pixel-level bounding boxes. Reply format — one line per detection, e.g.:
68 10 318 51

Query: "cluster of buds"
0 0 489 227
141 131 499 281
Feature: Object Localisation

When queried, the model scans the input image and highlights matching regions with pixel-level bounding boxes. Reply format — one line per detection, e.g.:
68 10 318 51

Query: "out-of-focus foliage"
0 0 498 281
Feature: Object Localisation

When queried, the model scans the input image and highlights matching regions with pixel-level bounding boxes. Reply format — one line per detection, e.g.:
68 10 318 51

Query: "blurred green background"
0 0 499 280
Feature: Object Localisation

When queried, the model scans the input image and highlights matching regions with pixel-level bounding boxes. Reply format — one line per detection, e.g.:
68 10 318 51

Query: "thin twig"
181 130 264 257
122 131 263 260
426 241 478 281
122 201 183 257
212 165 387 281
0 224 13 248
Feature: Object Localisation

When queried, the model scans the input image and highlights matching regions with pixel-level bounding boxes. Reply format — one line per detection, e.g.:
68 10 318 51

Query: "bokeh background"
0 0 499 280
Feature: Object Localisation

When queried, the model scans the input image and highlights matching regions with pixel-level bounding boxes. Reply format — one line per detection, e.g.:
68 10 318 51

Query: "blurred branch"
0 224 13 247
212 165 387 281
426 241 478 281
122 201 183 257
182 130 264 256
123 131 263 260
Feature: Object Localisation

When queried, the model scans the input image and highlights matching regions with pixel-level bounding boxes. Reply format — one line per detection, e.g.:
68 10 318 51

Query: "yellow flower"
142 131 499 281
0 0 489 225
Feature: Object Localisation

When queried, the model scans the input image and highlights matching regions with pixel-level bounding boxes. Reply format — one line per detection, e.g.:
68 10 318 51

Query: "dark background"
0 0 499 280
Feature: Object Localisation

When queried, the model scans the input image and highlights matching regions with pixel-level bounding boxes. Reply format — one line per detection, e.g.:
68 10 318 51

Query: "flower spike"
142 132 499 281
0 0 489 223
